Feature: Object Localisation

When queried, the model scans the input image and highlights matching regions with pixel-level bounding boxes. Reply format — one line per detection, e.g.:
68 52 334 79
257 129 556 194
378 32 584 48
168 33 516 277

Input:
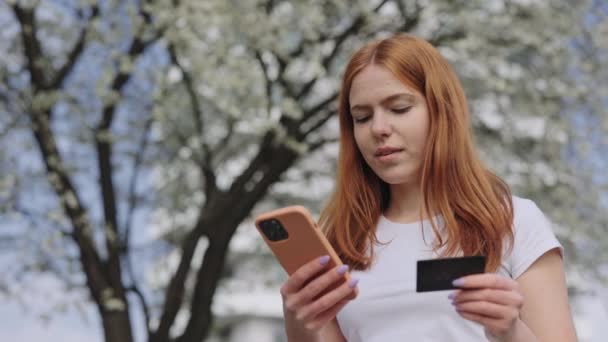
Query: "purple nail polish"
319 255 330 265
337 264 349 275
452 278 464 287
348 278 359 288
448 293 455 300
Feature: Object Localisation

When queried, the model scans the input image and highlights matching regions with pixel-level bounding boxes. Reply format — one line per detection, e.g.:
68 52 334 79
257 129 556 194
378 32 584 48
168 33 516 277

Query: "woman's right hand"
281 255 359 332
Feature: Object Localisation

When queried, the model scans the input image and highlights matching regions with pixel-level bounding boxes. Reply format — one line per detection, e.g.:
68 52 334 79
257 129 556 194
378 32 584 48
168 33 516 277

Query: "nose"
370 113 391 137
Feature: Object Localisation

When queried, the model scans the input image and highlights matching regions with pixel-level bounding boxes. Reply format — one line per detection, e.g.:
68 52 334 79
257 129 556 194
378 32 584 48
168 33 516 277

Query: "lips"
375 146 403 157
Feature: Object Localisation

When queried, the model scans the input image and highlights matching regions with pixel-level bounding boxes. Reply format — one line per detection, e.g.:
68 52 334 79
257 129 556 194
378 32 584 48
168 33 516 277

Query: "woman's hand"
281 255 359 332
449 273 524 341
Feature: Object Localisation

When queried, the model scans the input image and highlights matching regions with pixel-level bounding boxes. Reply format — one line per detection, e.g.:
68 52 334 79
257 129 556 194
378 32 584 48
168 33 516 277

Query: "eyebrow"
350 93 417 112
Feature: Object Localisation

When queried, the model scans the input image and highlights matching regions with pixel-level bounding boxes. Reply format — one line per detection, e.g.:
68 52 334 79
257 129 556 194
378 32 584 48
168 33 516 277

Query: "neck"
384 181 425 224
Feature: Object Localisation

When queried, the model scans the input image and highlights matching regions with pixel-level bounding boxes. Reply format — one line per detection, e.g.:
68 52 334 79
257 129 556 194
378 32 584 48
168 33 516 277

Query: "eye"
354 116 370 124
392 106 412 114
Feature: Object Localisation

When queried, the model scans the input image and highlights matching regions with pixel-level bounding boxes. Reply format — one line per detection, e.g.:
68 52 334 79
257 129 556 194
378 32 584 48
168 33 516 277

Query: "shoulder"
510 196 555 233
510 195 556 238
505 196 563 279
512 196 545 222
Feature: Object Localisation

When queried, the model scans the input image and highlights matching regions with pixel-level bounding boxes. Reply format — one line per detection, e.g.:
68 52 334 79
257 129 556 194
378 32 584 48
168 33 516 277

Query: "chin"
371 165 421 185
375 174 414 186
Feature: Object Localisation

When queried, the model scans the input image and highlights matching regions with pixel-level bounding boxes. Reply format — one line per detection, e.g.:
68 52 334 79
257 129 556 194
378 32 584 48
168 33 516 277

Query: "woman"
279 34 578 341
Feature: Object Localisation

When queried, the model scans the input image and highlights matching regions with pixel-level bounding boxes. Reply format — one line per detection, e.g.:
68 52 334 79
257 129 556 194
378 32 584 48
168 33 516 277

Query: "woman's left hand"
449 273 524 341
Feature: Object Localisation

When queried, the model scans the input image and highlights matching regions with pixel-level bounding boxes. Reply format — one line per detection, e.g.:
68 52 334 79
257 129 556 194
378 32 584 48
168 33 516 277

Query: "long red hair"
319 34 513 272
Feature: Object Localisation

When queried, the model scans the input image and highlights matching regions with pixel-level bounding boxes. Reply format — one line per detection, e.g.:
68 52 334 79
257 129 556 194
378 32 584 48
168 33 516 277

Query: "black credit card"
416 256 486 292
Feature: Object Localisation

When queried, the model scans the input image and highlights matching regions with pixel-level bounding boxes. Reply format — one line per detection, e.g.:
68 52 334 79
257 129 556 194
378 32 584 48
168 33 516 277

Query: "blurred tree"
0 0 606 341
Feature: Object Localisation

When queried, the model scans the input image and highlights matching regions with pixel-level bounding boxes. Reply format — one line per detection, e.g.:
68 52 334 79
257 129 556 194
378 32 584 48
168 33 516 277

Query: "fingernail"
348 278 359 288
448 293 456 300
337 264 349 275
319 255 330 265
452 278 464 287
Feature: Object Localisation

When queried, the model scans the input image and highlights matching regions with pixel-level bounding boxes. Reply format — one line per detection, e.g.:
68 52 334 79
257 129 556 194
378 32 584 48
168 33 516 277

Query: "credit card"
416 256 486 292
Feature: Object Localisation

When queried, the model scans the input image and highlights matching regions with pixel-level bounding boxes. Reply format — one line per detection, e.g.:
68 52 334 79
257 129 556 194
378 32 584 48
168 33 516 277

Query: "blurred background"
0 0 607 341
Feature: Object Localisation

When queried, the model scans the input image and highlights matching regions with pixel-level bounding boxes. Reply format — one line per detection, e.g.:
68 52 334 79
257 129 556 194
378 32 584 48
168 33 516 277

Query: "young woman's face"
349 64 430 186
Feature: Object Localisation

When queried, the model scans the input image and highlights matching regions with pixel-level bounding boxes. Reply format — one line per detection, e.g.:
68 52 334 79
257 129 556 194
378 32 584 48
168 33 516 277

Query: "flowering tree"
0 0 606 341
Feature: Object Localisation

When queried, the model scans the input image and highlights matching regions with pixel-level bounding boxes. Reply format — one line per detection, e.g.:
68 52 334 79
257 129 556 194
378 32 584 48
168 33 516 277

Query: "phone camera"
259 219 289 242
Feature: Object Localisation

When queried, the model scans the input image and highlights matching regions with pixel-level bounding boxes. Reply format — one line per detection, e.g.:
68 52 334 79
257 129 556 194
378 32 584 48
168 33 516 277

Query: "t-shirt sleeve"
508 198 563 279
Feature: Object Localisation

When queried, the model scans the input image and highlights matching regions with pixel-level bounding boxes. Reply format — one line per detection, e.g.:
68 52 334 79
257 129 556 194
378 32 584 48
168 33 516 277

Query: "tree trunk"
177 143 300 341
176 238 230 342
100 308 134 342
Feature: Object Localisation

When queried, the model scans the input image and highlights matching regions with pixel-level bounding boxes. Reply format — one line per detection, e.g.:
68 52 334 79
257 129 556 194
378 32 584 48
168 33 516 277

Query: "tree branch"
266 0 389 142
178 143 300 342
126 283 151 339
28 111 108 306
298 92 339 134
308 136 339 152
254 49 273 115
300 108 337 138
210 116 235 158
123 115 153 253
176 81 336 340
428 29 467 47
49 4 100 89
12 4 46 90
263 0 277 15
95 0 166 292
167 42 219 199
395 0 423 32
150 228 202 342
292 0 388 102
167 44 205 141
227 131 275 195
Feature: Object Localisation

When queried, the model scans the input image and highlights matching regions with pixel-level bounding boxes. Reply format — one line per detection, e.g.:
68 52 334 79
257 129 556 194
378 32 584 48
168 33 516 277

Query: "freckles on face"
348 64 430 185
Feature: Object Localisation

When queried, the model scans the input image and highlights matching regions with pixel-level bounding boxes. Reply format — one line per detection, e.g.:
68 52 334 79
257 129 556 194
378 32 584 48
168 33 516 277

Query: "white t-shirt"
336 196 563 341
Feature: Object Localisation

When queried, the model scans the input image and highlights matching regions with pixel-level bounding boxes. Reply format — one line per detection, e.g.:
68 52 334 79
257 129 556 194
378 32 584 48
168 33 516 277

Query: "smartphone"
255 206 356 297
255 205 344 274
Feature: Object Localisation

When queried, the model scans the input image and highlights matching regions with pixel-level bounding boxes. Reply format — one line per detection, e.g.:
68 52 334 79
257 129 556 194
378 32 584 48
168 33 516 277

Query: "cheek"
414 126 430 150
353 127 366 151
410 111 430 150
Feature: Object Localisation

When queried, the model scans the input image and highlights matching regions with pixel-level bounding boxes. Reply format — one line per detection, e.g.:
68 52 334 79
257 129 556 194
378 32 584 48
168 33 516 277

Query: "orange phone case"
254 205 344 274
255 206 356 300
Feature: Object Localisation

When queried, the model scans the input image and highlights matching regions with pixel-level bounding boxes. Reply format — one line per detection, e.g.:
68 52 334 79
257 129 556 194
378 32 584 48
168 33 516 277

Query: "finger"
281 255 331 296
287 264 350 309
296 278 359 322
452 289 523 308
453 273 518 291
454 300 517 320
305 297 350 330
456 310 503 331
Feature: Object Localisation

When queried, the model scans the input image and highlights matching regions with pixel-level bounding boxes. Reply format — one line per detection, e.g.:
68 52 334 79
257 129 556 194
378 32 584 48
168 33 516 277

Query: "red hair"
319 34 513 272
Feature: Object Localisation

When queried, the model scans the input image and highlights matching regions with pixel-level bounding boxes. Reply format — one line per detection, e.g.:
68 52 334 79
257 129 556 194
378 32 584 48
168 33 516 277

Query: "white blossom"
119 55 134 74
166 66 183 85
280 97 303 120
100 90 120 107
513 117 546 140
31 90 60 112
62 190 78 210
95 129 114 143
283 137 309 156
47 171 62 190
101 288 126 312
105 223 117 245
